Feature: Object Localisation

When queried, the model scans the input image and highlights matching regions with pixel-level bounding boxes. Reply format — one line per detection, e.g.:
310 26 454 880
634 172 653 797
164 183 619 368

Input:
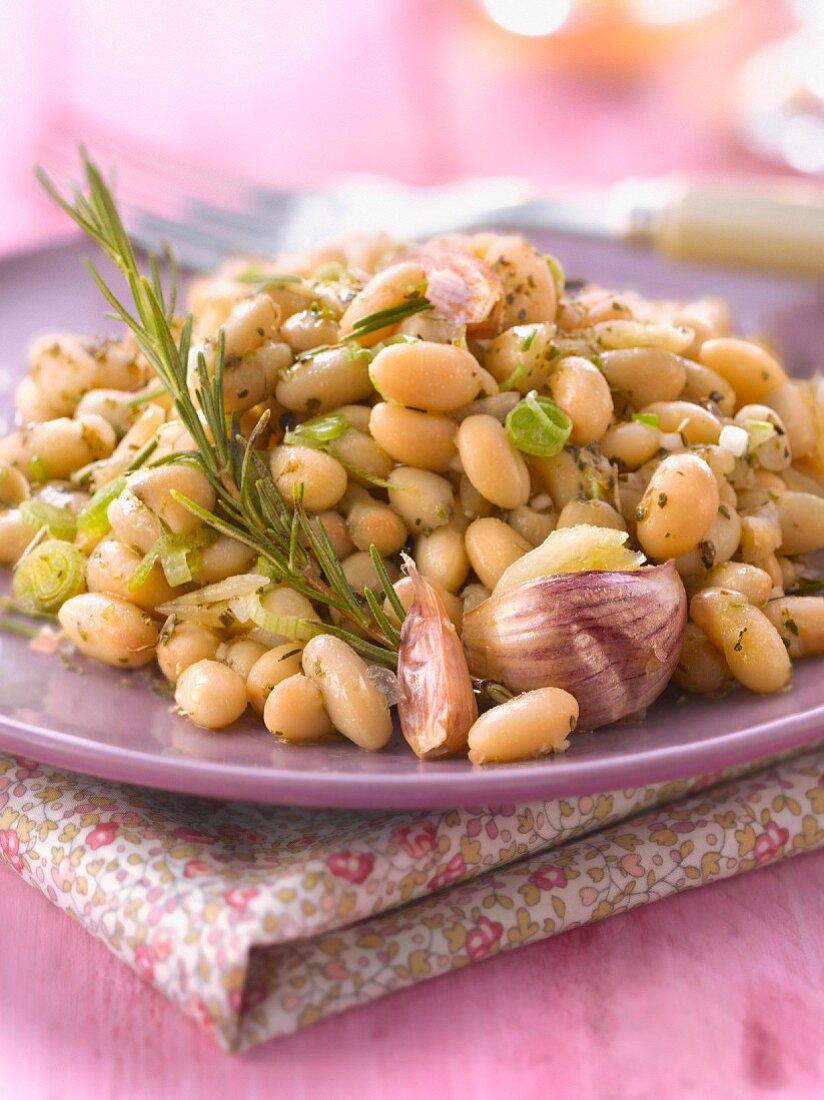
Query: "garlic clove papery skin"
461 561 686 730
397 560 479 760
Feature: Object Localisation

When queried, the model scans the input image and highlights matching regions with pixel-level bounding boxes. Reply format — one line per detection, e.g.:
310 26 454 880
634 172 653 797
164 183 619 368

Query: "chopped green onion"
520 330 536 352
234 268 302 285
75 475 127 552
311 261 346 282
12 539 85 613
633 412 660 428
230 592 322 643
344 340 373 361
284 413 349 448
544 254 565 301
745 418 776 451
28 456 48 483
499 362 527 393
0 596 58 622
374 334 419 349
19 500 77 541
347 296 433 340
128 528 213 591
0 613 40 639
157 540 194 587
505 391 572 458
126 540 161 590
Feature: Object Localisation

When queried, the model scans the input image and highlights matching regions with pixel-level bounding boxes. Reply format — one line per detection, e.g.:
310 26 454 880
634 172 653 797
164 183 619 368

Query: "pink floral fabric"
1 746 823 1051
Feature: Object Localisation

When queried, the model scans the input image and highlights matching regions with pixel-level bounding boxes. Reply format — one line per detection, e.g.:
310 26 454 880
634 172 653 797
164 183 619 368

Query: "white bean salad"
3 157 824 766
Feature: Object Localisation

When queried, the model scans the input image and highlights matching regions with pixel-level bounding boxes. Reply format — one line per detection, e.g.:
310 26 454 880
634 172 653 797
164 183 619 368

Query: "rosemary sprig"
346 296 433 340
38 148 401 666
125 385 166 407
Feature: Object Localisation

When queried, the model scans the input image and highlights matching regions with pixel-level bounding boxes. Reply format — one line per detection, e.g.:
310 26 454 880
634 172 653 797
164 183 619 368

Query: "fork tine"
43 108 262 208
36 109 537 274
37 111 339 267
126 211 264 270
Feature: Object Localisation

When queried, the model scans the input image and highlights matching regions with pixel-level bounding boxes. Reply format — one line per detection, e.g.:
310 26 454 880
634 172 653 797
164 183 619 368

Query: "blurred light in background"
738 0 824 174
470 0 742 78
480 0 573 38
481 0 733 38
627 0 731 26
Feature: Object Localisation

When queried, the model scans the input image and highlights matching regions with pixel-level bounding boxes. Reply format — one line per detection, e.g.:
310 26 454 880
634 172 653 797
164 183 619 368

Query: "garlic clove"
495 525 644 594
397 558 478 759
462 561 686 730
403 246 503 330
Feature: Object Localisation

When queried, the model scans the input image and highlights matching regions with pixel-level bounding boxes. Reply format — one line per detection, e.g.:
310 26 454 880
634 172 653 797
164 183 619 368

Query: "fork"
36 111 532 270
38 111 824 278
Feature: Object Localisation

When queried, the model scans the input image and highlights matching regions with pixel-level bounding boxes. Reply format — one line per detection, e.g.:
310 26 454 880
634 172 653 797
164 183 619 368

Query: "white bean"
276 346 373 413
263 673 334 742
369 342 481 412
346 499 408 556
0 415 116 480
190 536 256 584
464 518 530 590
156 620 221 683
27 334 144 416
174 659 248 729
86 536 180 611
302 635 393 751
14 376 62 422
484 236 557 327
457 415 530 509
468 687 579 763
547 357 613 445
129 464 216 535
58 593 159 668
246 644 304 715
414 525 470 593
107 488 163 554
635 453 719 559
270 445 348 512
0 510 33 564
387 467 454 533
217 638 268 680
0 466 29 507
368 403 457 472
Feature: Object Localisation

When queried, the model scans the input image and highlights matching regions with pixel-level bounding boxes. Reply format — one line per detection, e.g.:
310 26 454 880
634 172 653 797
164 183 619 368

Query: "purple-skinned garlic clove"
461 560 687 730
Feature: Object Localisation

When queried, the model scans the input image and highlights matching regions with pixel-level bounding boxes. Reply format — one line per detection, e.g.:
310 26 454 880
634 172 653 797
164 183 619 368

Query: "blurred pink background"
0 0 796 256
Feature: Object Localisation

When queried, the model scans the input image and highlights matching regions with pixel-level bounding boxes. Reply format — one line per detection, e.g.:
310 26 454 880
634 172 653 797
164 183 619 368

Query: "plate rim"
1 695 823 809
2 236 823 809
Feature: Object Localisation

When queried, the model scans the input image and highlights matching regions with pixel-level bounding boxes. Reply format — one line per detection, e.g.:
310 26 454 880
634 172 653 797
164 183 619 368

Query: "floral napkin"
2 744 824 1051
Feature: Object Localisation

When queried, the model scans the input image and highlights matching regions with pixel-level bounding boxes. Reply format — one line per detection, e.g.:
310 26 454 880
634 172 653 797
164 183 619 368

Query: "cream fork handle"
617 177 824 279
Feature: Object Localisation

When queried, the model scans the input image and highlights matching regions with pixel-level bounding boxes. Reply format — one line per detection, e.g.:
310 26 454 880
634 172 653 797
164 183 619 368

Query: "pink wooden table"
3 3 821 1097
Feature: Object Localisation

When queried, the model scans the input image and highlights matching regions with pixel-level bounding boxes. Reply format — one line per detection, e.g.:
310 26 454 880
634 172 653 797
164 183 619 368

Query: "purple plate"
1 236 824 809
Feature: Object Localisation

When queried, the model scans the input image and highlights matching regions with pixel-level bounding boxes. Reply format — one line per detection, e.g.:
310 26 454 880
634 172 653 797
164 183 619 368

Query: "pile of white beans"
2 228 824 762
